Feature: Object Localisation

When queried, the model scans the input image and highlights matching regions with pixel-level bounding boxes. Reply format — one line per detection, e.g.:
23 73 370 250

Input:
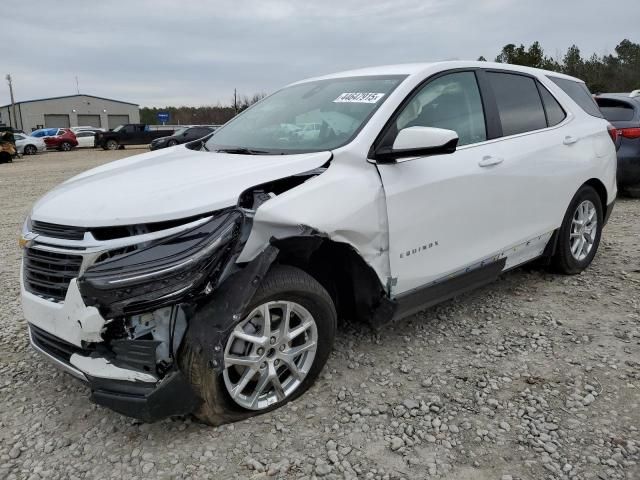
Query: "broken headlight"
78 210 243 316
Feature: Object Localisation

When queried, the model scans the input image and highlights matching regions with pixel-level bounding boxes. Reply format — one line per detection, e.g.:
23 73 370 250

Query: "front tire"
180 265 337 426
167 139 178 147
551 185 603 274
60 142 72 151
106 139 118 150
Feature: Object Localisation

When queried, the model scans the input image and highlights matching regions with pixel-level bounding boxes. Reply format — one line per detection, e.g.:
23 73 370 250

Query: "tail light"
617 127 640 139
607 124 618 144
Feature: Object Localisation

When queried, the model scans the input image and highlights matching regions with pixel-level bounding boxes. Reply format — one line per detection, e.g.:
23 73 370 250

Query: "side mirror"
375 126 458 162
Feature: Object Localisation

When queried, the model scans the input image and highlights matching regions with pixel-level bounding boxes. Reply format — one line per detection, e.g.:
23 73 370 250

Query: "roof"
290 60 583 86
0 94 138 109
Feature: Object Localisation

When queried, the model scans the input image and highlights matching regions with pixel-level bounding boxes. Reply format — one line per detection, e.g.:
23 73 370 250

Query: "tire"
0 152 11 163
24 144 37 155
106 139 118 150
60 142 72 152
167 139 178 147
180 265 337 426
551 185 603 274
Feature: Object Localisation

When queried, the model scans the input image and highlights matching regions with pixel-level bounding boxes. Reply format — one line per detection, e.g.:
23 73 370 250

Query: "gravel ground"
0 148 639 480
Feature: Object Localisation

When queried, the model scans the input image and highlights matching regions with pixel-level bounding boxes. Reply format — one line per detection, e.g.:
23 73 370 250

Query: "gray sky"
5 0 639 107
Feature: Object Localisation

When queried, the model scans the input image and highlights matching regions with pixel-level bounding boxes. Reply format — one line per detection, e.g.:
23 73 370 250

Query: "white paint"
392 126 458 151
69 354 158 383
21 276 105 346
30 147 331 227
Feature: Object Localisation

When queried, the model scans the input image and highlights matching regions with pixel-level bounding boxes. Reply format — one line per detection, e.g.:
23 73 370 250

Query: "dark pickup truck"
95 124 174 150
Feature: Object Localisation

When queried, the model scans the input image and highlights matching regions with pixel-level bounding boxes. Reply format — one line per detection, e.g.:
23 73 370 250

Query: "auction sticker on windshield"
333 92 385 103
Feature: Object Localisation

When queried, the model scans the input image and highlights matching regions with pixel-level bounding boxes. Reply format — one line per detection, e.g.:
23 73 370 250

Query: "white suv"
20 61 617 424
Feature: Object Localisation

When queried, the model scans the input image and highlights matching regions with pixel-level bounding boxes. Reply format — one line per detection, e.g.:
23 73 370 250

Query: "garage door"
44 114 70 128
107 115 129 130
77 114 101 128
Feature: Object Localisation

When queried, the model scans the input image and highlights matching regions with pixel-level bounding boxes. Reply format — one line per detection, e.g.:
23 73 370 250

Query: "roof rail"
630 90 640 98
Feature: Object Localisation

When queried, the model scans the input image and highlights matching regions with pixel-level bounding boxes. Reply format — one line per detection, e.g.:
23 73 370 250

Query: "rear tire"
551 185 603 274
24 145 37 155
180 265 337 426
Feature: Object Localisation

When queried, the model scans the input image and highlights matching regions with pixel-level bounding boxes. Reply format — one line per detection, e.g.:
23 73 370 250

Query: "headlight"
78 210 243 316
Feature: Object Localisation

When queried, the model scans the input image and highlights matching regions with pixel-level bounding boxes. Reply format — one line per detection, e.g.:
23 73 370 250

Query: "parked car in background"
43 128 78 151
94 124 174 150
20 62 616 424
75 131 97 148
595 91 640 197
149 126 216 150
31 128 61 138
14 133 46 155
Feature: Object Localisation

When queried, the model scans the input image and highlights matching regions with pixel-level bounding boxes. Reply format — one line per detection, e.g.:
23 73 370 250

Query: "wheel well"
584 178 608 209
271 236 387 324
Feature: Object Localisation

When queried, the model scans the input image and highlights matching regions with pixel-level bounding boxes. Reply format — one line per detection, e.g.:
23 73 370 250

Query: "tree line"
480 38 639 93
140 92 266 126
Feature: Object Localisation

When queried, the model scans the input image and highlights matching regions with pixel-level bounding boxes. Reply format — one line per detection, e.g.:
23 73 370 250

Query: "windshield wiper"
215 147 269 155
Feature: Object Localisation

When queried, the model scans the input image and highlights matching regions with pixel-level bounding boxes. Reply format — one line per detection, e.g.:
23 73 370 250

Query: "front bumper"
28 322 201 421
23 278 201 422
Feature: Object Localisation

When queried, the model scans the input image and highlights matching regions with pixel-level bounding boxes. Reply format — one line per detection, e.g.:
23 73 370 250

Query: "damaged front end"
22 168 328 421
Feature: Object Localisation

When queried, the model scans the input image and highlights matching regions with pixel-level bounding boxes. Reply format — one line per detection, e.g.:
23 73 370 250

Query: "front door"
375 71 513 295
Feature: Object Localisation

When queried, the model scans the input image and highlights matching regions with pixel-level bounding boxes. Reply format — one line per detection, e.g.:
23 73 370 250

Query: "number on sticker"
333 92 385 103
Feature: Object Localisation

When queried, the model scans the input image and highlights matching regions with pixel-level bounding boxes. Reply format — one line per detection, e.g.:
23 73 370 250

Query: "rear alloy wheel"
106 139 118 150
551 185 603 274
180 265 336 425
60 142 72 151
24 145 37 155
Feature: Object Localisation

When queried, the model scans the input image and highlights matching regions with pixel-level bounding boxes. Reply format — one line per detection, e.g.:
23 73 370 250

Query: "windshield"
113 125 124 132
173 127 189 136
205 75 406 154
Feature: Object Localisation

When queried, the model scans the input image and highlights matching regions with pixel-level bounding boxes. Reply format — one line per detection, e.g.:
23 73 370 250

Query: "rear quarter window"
548 77 603 118
595 98 635 122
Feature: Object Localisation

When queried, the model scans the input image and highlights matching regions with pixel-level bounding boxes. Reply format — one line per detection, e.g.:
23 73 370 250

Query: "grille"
30 324 88 364
32 221 86 240
23 247 83 301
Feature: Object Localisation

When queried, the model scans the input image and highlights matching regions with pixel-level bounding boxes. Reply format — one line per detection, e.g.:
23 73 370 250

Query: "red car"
43 128 78 151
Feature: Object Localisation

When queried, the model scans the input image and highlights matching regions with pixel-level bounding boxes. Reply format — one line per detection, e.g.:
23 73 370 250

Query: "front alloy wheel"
223 301 318 410
180 265 336 425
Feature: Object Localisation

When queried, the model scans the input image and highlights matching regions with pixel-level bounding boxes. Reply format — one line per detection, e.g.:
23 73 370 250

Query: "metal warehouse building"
0 94 140 132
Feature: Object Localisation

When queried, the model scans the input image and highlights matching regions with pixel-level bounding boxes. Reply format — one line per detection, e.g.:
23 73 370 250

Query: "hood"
31 146 331 227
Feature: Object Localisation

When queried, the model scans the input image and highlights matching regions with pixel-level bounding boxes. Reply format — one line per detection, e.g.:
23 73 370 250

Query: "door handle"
478 155 504 167
563 135 579 145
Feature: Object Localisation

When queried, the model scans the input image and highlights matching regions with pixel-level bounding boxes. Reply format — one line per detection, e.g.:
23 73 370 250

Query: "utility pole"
5 74 17 129
233 88 237 114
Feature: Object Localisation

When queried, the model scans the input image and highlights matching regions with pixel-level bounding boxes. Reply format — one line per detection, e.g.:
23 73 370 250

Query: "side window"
548 77 603 118
538 83 566 126
487 72 547 136
394 71 487 146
